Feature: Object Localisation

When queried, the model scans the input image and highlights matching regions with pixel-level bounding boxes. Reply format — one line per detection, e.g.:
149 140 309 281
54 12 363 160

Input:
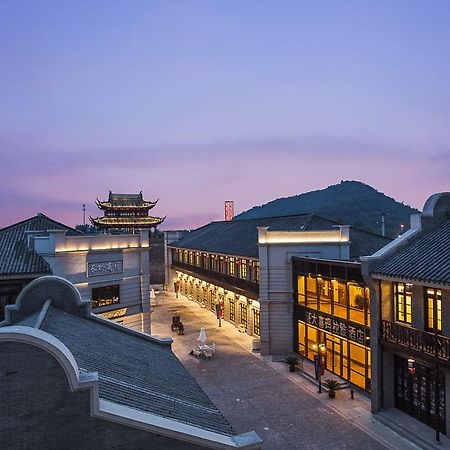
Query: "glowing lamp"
408 358 416 375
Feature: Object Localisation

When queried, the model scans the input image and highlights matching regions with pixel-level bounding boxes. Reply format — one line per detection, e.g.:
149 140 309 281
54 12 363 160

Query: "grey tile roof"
0 214 79 277
41 307 234 436
373 219 450 286
171 214 391 260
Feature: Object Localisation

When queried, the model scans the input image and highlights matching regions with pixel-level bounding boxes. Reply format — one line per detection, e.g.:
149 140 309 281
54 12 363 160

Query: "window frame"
92 284 120 309
394 282 412 324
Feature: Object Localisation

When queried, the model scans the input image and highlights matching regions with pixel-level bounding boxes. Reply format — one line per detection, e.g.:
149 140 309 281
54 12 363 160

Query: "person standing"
174 280 180 298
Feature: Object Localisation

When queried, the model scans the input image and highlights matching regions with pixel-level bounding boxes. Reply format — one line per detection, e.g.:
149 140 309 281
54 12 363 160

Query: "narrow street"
150 291 416 450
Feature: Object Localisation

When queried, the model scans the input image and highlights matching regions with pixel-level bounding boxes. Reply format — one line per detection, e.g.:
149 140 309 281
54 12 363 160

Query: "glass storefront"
297 321 371 391
293 257 371 391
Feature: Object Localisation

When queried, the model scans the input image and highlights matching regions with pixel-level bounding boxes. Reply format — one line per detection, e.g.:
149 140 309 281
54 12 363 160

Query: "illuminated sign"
299 307 368 347
88 260 123 276
98 308 127 319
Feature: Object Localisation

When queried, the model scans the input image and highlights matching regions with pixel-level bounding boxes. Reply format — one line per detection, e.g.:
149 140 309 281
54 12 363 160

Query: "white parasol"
197 327 207 344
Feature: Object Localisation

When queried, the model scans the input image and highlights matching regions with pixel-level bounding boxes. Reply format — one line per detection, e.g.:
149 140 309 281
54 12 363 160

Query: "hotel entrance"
294 257 371 392
325 333 347 381
298 321 371 391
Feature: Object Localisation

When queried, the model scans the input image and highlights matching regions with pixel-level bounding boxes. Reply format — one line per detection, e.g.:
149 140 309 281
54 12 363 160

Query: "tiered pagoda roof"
90 191 165 230
96 191 158 211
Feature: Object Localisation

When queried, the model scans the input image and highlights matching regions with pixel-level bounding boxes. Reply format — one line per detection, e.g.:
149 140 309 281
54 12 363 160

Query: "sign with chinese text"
298 306 368 347
88 260 123 276
98 308 127 319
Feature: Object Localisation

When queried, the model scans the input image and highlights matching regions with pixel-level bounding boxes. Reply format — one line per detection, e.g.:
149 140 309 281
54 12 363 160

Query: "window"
253 308 260 336
229 298 236 322
318 278 332 314
92 285 120 309
210 290 216 312
425 288 442 333
297 275 306 305
395 282 412 324
240 303 248 329
332 280 347 319
219 256 225 273
348 283 367 325
195 252 201 266
229 258 235 275
241 260 248 279
189 251 194 265
254 263 260 282
306 275 318 308
203 253 209 268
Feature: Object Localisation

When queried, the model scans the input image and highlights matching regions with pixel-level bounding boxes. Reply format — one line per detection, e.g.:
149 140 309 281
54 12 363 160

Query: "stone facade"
362 192 450 436
33 229 151 333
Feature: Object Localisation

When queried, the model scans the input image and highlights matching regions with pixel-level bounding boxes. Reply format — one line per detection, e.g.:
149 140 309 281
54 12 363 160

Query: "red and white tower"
224 201 234 221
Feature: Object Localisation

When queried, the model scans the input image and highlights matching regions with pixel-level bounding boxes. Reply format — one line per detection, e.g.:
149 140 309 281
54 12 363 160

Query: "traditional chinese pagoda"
90 191 165 231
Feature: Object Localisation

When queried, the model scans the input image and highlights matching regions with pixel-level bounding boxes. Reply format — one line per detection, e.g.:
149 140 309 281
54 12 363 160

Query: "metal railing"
381 320 450 362
172 260 259 297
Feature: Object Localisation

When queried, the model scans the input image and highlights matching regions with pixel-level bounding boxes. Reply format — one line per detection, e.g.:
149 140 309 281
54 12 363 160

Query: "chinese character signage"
99 308 127 319
88 260 123 276
300 307 368 347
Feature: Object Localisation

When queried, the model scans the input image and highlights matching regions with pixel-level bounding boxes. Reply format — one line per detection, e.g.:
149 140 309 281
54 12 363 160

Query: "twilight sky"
1 0 449 229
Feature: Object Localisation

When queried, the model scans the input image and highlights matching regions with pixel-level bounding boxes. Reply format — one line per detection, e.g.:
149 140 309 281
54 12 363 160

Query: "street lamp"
313 343 327 393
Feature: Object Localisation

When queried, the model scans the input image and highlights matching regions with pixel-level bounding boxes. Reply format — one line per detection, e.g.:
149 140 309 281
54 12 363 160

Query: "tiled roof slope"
41 307 234 436
373 218 450 286
171 214 391 260
0 214 79 276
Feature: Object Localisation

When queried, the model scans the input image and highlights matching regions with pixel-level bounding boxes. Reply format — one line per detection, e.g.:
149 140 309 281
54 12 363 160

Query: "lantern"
408 358 415 375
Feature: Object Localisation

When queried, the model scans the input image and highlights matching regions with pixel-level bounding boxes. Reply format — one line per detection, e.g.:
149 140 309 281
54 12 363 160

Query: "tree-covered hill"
235 181 419 238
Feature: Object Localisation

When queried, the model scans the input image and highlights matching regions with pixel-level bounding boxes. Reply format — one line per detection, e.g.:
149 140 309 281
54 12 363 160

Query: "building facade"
293 257 371 391
170 246 261 338
32 228 151 332
166 214 390 392
0 214 152 333
362 192 450 436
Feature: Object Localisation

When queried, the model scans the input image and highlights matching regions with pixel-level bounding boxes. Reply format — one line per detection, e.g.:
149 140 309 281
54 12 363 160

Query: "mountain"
235 181 419 238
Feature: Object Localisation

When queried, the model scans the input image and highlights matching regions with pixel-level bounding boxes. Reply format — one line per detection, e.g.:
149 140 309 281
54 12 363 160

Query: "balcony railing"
381 320 450 362
172 260 259 297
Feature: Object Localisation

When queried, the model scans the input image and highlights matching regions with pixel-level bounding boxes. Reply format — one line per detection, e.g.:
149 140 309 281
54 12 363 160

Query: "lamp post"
313 343 327 393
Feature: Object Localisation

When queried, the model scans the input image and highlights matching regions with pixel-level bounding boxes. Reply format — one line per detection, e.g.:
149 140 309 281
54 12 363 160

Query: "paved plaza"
150 291 418 450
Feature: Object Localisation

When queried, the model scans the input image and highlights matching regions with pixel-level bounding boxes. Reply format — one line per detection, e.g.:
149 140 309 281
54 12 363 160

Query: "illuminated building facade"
90 191 165 231
0 214 151 333
293 258 371 391
170 247 261 338
0 214 79 322
363 192 450 437
166 214 390 392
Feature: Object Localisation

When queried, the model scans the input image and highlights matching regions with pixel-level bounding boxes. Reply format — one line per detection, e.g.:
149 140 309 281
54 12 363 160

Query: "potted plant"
285 356 299 372
324 379 340 398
